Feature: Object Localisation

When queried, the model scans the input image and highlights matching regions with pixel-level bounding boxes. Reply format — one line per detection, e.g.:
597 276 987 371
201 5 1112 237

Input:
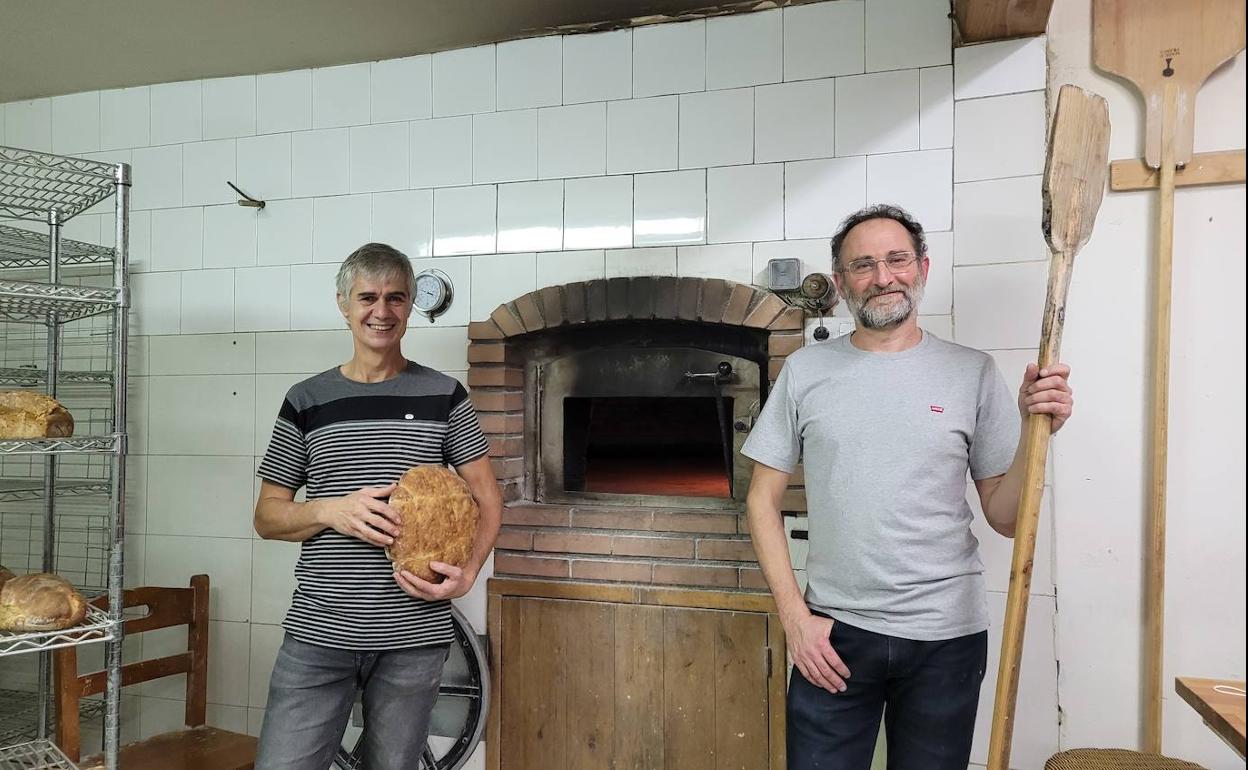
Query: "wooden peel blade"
1093 0 1245 168
986 84 1110 770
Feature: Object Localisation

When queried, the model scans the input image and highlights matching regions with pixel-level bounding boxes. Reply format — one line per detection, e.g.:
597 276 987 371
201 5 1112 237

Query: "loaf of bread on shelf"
0 390 74 439
0 565 15 591
0 572 88 632
386 465 479 583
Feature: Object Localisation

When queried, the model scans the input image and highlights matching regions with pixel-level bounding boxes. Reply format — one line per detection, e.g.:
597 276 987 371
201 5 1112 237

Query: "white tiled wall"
2 1 1060 763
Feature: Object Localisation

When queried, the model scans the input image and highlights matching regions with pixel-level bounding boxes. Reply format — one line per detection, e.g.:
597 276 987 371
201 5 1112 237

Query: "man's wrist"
308 499 327 527
779 599 811 629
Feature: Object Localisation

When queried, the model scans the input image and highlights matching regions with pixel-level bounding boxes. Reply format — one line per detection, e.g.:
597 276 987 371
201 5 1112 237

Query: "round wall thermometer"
413 268 454 322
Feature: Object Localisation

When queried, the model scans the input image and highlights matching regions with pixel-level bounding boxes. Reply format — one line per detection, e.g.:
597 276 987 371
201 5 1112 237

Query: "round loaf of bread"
0 390 74 438
0 572 87 632
386 465 479 583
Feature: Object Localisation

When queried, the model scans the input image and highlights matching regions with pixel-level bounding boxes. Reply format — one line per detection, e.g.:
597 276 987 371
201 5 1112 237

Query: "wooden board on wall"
954 0 1054 43
1110 149 1247 191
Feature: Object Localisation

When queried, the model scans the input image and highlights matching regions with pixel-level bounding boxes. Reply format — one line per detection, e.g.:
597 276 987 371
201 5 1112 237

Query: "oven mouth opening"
562 396 733 499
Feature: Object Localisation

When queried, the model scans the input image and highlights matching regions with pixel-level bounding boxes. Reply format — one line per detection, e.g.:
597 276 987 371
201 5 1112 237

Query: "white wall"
0 1 1117 766
1045 2 1247 769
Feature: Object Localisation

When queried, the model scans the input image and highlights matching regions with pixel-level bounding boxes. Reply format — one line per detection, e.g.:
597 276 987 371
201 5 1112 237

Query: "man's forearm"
982 429 1030 536
455 456 505 581
255 496 326 542
747 494 808 625
464 498 501 578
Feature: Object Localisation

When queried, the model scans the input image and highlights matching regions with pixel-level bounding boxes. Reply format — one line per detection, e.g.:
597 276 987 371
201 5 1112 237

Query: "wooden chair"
1046 748 1208 769
54 574 257 769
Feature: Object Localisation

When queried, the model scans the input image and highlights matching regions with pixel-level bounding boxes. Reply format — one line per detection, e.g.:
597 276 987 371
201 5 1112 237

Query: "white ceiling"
0 0 792 102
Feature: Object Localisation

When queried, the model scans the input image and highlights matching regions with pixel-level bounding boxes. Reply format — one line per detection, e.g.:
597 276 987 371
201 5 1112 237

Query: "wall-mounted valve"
765 258 840 341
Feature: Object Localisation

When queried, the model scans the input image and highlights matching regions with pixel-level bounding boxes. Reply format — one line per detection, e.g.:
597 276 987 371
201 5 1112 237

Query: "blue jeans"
255 633 448 770
787 617 988 770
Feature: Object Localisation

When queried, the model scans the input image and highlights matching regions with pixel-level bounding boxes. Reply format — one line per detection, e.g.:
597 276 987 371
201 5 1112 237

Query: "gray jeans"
255 633 448 770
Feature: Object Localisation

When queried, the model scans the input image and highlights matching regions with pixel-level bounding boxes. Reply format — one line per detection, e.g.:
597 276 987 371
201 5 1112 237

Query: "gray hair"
335 243 416 303
829 204 928 271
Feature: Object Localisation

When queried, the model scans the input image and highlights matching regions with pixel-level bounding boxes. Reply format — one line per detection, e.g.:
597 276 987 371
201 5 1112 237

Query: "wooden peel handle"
985 413 1051 768
1143 78 1178 756
986 247 1074 770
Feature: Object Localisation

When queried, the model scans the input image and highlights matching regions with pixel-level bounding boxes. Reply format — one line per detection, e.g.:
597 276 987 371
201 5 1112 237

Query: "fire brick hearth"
468 276 808 592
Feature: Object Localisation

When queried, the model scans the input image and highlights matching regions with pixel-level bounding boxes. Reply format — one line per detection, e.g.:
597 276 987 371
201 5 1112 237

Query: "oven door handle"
683 360 734 383
684 361 735 496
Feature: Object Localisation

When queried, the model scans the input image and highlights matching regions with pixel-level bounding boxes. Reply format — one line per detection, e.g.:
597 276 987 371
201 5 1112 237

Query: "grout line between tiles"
952 88 1046 106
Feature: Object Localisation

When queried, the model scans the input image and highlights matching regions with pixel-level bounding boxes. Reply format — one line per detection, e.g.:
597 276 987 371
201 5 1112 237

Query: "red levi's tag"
930 405 944 413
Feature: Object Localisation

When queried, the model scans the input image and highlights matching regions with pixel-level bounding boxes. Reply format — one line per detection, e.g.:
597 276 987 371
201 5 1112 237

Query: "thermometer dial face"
413 270 452 318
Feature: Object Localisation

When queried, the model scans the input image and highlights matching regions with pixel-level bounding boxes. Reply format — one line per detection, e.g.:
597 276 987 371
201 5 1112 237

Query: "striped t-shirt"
257 361 489 650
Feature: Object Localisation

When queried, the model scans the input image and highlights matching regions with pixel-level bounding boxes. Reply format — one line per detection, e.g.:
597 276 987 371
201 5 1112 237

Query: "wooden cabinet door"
498 596 775 770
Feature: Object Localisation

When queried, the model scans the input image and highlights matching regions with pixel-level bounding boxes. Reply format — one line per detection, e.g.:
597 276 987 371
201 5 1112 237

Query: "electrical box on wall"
766 258 802 291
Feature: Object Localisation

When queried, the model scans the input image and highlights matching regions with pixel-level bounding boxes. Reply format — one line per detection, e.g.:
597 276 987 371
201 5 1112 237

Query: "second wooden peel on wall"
1093 0 1246 755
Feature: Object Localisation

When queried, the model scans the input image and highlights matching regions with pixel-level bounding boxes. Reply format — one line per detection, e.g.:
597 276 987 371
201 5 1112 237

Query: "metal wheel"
333 605 490 770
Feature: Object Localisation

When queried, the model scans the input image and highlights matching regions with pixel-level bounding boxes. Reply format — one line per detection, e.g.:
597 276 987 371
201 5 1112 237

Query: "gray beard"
844 276 925 330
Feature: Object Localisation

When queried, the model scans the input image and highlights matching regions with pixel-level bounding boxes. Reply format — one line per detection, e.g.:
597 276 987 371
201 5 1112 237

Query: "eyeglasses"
840 251 920 277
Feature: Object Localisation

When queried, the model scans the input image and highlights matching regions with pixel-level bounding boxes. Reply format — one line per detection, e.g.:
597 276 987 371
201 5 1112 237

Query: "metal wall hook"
228 182 265 209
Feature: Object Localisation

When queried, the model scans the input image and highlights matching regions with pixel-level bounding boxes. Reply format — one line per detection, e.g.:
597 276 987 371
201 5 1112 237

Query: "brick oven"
467 276 806 590
471 276 807 769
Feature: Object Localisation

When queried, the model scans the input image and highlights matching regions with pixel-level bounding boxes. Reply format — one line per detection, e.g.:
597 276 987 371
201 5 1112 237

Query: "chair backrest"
54 574 210 762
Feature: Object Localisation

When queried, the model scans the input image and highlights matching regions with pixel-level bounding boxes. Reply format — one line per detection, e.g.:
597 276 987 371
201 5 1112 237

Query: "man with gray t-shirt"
742 205 1074 770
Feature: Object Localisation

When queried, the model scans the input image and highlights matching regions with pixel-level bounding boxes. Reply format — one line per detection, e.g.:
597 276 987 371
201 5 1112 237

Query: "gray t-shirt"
741 331 1019 641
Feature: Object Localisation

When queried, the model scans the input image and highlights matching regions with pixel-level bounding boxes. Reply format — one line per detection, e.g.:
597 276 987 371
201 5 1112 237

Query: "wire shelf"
0 739 78 770
0 308 119 382
0 438 120 456
0 690 105 747
0 479 111 503
0 373 118 509
0 368 112 387
0 281 119 325
0 225 114 270
0 605 114 659
0 502 112 593
0 146 118 224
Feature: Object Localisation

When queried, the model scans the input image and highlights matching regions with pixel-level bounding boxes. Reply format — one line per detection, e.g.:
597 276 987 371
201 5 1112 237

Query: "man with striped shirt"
252 243 502 770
